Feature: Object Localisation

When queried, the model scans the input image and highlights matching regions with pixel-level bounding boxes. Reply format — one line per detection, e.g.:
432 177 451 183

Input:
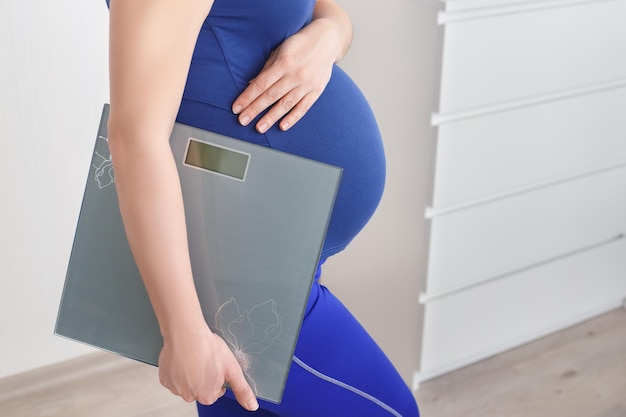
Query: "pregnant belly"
178 66 386 259
264 67 386 258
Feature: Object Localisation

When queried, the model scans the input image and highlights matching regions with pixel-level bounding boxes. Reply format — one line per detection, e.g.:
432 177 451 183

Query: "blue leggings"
197 280 420 417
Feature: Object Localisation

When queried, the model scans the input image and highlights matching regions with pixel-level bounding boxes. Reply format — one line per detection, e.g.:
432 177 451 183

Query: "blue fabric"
105 0 418 415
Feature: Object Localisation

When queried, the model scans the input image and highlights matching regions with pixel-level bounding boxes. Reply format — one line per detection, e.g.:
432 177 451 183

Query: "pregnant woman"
105 0 419 416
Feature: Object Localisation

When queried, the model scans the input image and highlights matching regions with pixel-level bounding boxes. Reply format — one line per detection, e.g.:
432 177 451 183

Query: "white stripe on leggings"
292 356 403 417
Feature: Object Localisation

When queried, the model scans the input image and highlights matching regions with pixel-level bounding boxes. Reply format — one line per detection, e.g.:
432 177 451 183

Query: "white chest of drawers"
416 0 626 384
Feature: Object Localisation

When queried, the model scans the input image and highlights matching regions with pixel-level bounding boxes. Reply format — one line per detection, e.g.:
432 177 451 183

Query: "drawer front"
420 238 626 376
432 87 626 208
437 0 626 114
425 166 626 295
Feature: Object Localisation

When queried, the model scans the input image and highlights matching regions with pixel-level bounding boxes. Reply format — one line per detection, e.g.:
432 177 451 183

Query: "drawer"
432 87 626 208
437 0 626 114
425 166 626 295
420 237 626 376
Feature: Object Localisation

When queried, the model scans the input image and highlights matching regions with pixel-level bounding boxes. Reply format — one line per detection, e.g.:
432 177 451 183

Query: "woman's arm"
232 0 353 133
107 0 257 410
311 0 353 61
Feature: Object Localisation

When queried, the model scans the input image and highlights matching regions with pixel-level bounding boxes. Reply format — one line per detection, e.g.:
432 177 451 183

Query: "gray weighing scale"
55 104 342 403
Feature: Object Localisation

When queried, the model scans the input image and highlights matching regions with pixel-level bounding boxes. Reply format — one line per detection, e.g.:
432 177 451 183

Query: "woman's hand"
232 1 352 133
158 322 259 411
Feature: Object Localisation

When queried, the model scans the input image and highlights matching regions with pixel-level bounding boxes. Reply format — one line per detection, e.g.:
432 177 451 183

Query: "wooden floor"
415 308 626 417
0 354 197 417
1 308 625 417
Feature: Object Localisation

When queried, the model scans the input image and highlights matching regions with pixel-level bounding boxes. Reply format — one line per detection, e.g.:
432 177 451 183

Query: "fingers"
232 67 284 123
157 331 257 410
253 89 314 134
227 366 259 412
233 75 296 133
232 61 326 134
210 336 258 411
162 369 252 409
235 81 321 134
277 93 314 131
194 381 229 406
159 370 226 406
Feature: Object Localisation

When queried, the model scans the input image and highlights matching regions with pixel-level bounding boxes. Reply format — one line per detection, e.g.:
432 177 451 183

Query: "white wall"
0 0 428 384
0 1 109 378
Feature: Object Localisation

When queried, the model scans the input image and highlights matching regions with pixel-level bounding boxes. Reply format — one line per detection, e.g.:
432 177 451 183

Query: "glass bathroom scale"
55 104 342 403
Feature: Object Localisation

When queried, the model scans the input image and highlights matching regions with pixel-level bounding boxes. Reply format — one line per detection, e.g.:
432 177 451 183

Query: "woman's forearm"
108 0 214 338
108 131 206 337
313 0 353 62
104 1 258 408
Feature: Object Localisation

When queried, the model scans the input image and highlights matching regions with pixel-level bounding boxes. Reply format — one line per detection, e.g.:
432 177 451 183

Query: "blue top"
106 0 386 260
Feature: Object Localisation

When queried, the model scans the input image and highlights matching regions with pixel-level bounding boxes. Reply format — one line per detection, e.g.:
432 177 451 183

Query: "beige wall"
325 0 441 386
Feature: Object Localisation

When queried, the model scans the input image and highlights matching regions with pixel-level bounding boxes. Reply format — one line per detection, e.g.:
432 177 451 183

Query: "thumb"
227 367 259 412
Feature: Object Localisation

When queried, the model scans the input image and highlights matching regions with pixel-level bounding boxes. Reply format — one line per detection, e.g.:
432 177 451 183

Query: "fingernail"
248 398 259 411
280 121 290 131
233 104 242 114
257 122 268 133
240 115 250 126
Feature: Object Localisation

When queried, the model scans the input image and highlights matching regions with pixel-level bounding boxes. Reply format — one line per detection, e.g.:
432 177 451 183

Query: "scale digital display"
184 138 250 181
